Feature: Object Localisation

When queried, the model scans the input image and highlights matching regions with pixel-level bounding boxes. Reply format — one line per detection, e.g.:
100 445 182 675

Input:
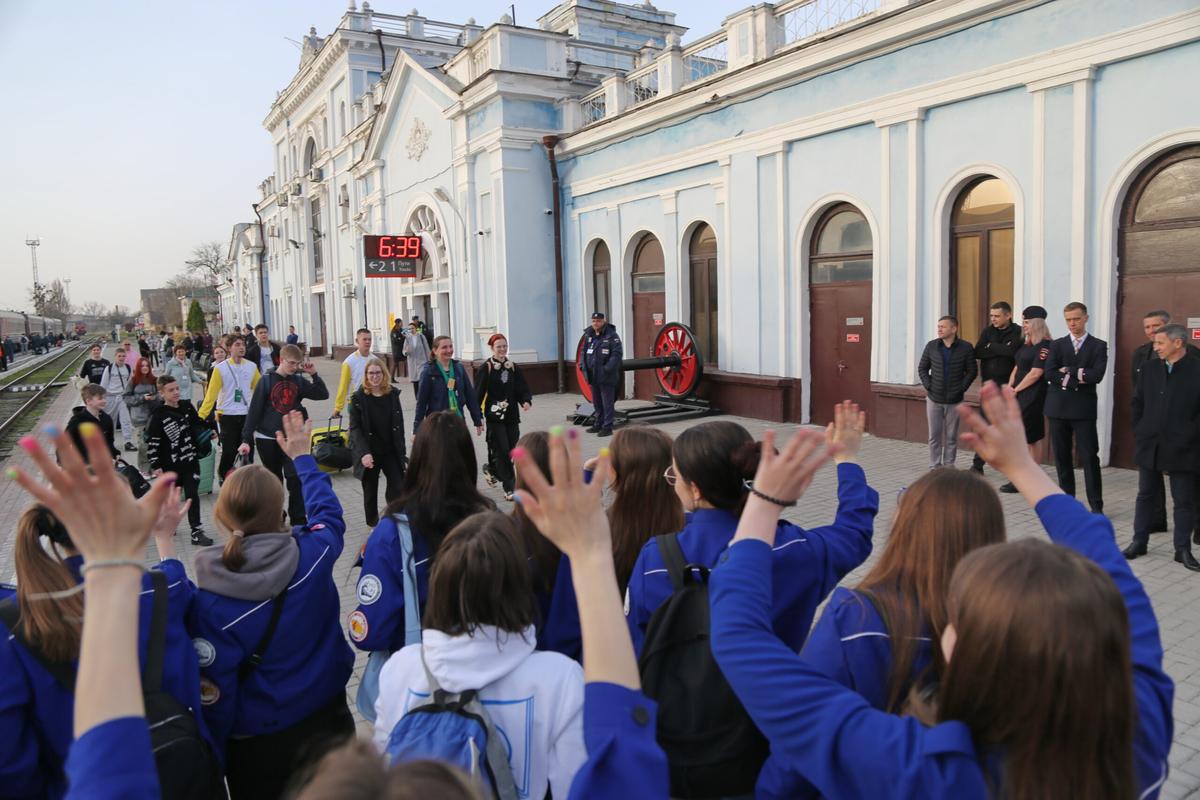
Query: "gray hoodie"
193 532 300 601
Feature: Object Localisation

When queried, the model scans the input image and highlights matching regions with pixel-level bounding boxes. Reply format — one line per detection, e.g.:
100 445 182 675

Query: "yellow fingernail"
5 468 18 480
549 425 564 437
78 422 97 436
599 447 611 458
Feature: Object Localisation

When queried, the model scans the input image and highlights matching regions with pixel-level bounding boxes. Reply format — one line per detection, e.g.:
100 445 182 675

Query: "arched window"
339 102 347 138
688 224 718 364
303 138 318 173
809 204 872 283
632 236 665 290
949 177 1014 339
406 205 446 280
591 241 611 318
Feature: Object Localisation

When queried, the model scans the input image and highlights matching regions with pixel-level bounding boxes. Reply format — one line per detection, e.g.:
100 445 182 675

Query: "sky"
0 0 731 313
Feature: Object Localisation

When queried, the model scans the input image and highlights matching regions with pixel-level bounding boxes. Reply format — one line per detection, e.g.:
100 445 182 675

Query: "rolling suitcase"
197 449 216 495
311 416 353 473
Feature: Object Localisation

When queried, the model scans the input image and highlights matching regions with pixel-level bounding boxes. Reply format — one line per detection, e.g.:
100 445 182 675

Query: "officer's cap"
1022 305 1048 320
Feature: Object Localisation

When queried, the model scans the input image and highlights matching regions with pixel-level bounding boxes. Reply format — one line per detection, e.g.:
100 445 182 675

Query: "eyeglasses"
663 465 677 486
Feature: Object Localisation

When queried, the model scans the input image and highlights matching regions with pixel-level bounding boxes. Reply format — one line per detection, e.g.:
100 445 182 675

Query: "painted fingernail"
5 468 18 480
78 422 97 437
567 427 579 441
18 437 37 453
549 425 564 437
510 446 527 461
599 447 611 458
43 424 60 437
511 493 523 505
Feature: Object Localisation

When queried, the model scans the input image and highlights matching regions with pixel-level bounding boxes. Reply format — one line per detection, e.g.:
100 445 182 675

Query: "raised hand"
825 400 866 463
957 383 1033 473
513 427 613 563
275 410 313 461
9 424 175 565
750 428 839 507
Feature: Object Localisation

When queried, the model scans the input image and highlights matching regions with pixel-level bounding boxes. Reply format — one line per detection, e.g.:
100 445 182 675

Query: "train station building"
224 0 1200 466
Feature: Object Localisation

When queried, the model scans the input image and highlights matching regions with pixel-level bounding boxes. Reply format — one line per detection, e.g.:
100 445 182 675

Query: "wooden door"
810 282 873 426
631 235 666 400
316 293 328 355
1112 145 1200 468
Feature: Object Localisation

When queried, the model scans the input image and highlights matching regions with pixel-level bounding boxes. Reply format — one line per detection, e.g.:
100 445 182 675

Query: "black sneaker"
998 482 1018 493
124 442 138 452
597 428 613 438
482 465 497 487
190 528 213 546
969 464 984 474
586 425 600 434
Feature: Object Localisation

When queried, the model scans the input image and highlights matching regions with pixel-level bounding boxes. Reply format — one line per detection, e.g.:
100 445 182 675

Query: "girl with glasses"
348 357 407 528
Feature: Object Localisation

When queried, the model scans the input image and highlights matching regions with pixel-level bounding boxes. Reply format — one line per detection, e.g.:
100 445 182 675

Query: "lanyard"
438 361 460 415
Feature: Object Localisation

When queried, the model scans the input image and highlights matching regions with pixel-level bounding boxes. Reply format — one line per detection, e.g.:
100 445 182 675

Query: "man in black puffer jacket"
918 316 977 469
971 300 1021 472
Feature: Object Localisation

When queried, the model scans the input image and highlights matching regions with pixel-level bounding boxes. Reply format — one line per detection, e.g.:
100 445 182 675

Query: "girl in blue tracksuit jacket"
0 507 213 800
351 410 493 655
625 420 878 654
759 467 1007 798
188 446 355 799
709 411 1173 800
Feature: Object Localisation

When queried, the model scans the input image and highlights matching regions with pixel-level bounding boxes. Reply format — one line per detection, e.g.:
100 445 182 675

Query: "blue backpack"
384 651 519 800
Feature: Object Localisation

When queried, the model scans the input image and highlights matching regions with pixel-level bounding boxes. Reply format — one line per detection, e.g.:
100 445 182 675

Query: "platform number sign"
364 235 421 278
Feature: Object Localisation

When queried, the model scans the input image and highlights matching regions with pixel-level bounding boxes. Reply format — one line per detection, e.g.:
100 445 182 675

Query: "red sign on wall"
846 333 861 343
1192 328 1200 340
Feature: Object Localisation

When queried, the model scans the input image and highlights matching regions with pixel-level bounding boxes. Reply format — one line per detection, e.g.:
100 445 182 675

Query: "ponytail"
223 530 247 572
14 506 83 662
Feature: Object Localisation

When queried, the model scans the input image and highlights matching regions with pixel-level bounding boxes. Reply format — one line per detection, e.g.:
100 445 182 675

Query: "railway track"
0 341 93 458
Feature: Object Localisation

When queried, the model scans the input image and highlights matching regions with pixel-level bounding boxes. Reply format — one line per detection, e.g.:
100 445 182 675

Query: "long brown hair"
856 469 1005 711
213 465 286 571
423 511 536 637
512 431 560 594
927 539 1135 799
609 425 683 593
14 506 83 662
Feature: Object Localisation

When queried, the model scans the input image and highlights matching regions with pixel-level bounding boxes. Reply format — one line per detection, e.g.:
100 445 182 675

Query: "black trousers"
218 415 252 479
1048 416 1103 511
487 418 522 492
225 692 354 800
257 438 306 526
362 451 405 527
1133 468 1197 552
174 463 202 530
593 383 616 430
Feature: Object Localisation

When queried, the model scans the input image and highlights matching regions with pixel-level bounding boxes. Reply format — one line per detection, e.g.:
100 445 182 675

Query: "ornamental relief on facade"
406 118 431 161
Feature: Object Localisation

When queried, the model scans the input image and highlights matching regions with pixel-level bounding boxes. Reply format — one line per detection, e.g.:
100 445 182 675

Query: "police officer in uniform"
580 312 623 437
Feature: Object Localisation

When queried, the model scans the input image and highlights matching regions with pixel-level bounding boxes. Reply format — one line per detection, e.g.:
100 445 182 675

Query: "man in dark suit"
1044 301 1107 513
1124 324 1200 570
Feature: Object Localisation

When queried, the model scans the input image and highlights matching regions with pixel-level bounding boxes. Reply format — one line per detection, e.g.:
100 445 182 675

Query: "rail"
775 0 881 48
682 32 729 85
0 342 91 442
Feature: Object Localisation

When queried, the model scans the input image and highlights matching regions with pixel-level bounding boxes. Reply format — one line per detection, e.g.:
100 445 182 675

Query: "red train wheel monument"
573 321 718 425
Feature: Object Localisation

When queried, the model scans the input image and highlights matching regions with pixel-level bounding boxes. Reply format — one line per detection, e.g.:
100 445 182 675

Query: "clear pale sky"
0 0 730 313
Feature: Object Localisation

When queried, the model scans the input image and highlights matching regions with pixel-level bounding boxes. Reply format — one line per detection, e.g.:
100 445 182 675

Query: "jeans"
925 398 961 468
257 438 306 526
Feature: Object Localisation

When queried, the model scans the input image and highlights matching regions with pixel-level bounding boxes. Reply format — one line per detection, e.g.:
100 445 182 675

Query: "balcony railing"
581 90 607 125
683 33 729 84
776 0 881 47
626 63 659 107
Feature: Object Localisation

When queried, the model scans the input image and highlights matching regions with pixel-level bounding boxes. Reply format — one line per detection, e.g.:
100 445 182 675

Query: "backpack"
383 650 519 800
0 570 222 800
638 533 769 798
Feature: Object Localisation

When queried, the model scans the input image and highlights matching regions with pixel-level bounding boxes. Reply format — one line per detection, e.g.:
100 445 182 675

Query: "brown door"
1113 145 1200 467
316 293 328 355
810 282 873 426
809 204 874 427
689 224 719 365
631 235 666 400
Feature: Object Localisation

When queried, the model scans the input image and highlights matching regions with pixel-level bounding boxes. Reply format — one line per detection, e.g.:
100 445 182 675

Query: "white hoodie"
373 624 586 799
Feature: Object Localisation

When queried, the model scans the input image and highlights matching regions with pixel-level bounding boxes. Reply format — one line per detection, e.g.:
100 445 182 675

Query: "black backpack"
638 534 769 798
0 570 222 800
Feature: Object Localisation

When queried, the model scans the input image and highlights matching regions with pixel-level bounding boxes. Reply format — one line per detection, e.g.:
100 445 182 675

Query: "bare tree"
184 241 228 286
104 304 131 330
29 279 73 322
78 300 108 318
165 272 210 292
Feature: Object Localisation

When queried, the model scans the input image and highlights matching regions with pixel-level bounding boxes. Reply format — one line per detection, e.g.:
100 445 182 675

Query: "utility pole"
25 237 44 315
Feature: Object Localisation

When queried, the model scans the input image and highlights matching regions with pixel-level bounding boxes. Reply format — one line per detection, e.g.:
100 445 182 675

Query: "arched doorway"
688 224 718 365
809 203 873 427
591 241 611 318
631 234 665 400
949 177 1015 341
1112 144 1200 467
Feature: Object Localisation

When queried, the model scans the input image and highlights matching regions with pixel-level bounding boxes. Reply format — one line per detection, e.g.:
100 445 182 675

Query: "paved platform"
2 350 1198 796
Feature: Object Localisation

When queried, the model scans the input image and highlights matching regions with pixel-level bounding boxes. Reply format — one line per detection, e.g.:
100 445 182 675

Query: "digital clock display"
363 235 422 278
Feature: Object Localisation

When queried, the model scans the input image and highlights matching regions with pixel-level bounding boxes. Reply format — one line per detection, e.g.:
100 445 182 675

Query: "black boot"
1175 549 1200 572
1122 541 1147 560
998 482 1018 493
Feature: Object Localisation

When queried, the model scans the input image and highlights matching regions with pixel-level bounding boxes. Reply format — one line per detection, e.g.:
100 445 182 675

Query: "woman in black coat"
349 357 407 527
479 333 532 500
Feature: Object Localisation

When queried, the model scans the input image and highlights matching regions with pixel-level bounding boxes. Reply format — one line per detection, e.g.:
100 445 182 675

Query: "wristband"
80 559 145 577
744 481 797 508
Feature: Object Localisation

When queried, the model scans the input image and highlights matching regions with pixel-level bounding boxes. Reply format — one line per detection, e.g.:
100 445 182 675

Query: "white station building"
221 0 1200 465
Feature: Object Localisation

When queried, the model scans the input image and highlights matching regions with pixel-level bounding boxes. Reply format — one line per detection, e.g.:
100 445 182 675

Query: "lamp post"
432 186 473 352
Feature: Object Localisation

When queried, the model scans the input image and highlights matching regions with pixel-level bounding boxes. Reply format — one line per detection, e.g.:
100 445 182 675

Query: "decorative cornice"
265 37 350 130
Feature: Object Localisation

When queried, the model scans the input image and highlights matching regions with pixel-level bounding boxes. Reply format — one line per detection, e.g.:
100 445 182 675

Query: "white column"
1070 73 1094 302
906 113 925 385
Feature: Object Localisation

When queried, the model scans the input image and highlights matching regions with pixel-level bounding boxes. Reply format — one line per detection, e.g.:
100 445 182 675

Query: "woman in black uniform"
479 333 532 501
999 306 1053 493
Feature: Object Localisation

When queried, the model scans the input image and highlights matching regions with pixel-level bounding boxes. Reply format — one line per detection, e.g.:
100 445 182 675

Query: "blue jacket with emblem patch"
709 494 1173 799
350 514 434 653
624 462 878 655
580 323 623 388
187 454 353 757
0 562 210 800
